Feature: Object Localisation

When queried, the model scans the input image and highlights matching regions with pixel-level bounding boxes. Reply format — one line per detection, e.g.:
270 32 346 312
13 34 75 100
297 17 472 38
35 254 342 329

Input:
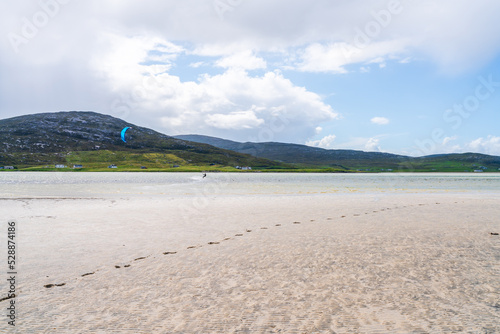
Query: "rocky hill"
0 111 285 168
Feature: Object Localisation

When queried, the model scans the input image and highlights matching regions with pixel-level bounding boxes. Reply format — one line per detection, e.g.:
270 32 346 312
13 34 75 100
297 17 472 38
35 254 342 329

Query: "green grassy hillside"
0 112 288 170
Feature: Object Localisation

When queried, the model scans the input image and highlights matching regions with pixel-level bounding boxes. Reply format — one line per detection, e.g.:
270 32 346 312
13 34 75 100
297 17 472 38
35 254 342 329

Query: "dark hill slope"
174 134 408 168
175 134 500 171
0 112 284 167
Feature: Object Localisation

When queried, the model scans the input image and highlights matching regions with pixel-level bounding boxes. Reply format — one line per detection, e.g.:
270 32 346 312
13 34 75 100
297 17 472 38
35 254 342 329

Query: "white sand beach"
1 173 499 333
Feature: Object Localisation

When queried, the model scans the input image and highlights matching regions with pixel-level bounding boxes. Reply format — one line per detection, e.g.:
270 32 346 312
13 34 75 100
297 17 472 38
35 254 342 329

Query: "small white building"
108 164 117 169
235 166 252 170
4 166 14 170
73 164 83 169
55 164 66 168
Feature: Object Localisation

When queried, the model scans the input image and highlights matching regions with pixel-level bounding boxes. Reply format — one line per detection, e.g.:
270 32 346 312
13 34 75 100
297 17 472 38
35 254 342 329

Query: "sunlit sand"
1 173 499 333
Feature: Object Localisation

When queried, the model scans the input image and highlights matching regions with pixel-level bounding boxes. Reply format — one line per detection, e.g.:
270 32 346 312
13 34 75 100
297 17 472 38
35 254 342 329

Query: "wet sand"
1 193 499 333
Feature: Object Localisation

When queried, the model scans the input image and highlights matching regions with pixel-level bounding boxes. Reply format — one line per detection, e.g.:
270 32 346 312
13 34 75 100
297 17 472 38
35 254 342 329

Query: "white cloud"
315 126 323 134
215 50 266 70
400 0 500 73
3 1 500 74
442 136 458 146
371 117 390 125
2 0 500 152
332 136 388 152
294 39 410 73
189 61 206 68
411 135 500 156
90 33 183 91
206 109 264 130
365 138 381 151
466 136 500 155
93 37 339 142
191 43 262 57
306 134 337 149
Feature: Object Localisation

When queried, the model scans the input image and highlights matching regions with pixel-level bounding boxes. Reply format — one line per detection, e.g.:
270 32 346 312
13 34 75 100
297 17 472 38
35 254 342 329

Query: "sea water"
1 172 500 198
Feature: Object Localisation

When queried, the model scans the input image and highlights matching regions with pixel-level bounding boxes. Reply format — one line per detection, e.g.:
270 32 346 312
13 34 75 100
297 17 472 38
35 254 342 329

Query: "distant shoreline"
1 169 499 173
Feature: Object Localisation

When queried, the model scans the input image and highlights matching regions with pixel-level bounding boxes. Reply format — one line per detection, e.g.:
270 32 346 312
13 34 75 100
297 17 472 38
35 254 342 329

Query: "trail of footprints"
38 200 497 290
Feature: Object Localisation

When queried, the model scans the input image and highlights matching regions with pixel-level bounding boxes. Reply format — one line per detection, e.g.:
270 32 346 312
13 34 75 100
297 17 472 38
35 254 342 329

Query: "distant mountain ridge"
1 111 499 172
174 134 409 167
174 134 500 171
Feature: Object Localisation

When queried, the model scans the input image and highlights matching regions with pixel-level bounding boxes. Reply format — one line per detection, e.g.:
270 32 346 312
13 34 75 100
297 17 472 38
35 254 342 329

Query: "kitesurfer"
121 127 132 143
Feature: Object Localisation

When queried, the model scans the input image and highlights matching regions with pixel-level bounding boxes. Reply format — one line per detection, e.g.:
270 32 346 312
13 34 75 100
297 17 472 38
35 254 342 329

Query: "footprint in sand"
134 257 147 261
0 295 15 302
246 229 252 232
115 265 121 268
293 221 301 224
44 283 66 288
235 234 244 236
260 227 268 229
275 224 282 226
124 264 131 268
81 272 95 277
208 241 220 245
163 251 177 255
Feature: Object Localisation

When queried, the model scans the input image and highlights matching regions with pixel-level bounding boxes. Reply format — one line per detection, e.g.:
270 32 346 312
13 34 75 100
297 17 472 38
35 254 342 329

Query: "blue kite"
121 127 132 143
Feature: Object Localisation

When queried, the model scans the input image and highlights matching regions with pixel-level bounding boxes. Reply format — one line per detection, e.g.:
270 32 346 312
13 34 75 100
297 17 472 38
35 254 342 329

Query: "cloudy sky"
1 0 500 156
